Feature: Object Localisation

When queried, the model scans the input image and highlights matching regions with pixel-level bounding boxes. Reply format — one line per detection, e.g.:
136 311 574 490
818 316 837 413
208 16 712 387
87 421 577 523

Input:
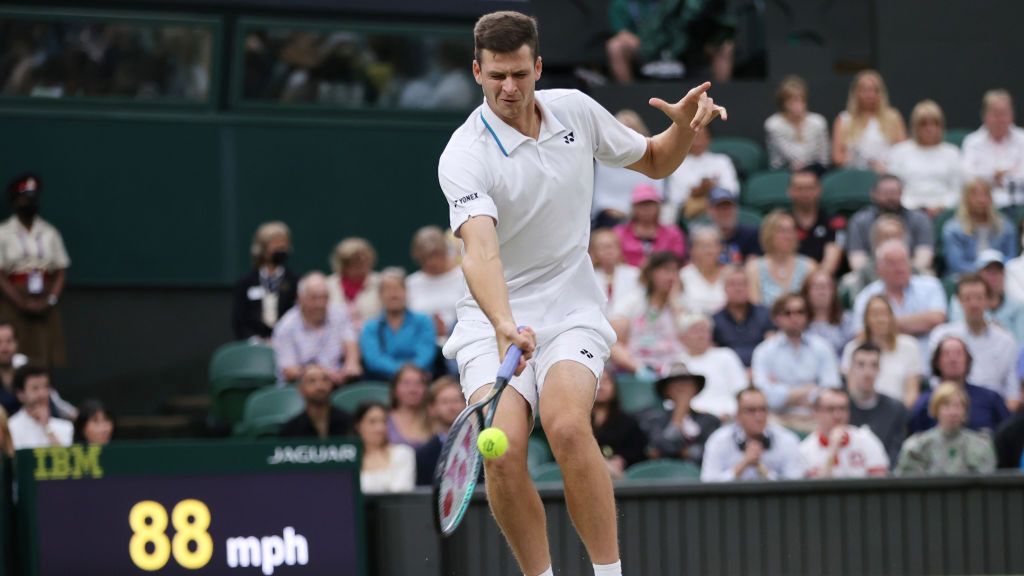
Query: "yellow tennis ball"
477 427 509 460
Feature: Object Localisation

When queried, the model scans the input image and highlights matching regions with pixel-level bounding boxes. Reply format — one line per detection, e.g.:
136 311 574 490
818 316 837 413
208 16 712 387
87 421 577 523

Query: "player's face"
0 326 16 365
473 45 541 124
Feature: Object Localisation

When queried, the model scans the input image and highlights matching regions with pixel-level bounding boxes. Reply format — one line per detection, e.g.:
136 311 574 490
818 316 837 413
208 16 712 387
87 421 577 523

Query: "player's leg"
466 376 550 576
539 360 619 565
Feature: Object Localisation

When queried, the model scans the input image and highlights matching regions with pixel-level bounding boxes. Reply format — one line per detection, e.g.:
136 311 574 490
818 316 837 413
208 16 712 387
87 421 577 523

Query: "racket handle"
496 326 528 382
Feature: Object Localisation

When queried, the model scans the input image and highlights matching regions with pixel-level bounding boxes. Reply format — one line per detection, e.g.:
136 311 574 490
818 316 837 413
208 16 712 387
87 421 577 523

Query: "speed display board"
15 440 364 576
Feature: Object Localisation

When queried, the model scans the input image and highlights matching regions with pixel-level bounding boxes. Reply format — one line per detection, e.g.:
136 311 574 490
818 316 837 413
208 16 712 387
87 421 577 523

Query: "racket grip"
496 326 527 381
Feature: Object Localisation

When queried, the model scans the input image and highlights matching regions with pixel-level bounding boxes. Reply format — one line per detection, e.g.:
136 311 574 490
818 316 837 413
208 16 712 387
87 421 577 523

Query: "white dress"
361 444 416 494
839 112 891 169
887 141 962 210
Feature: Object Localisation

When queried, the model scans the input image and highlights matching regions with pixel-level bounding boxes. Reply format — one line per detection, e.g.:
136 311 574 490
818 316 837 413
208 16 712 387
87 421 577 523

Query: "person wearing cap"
661 127 739 225
0 174 70 367
706 187 761 265
701 387 804 481
637 362 720 465
751 292 841 432
896 382 996 476
941 179 1018 279
928 274 1019 411
799 387 890 478
676 311 747 420
949 249 1024 342
908 336 1010 436
788 166 844 276
613 183 686 268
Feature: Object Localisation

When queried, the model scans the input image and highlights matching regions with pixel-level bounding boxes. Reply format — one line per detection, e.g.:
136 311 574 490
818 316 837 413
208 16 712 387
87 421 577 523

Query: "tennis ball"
477 427 509 460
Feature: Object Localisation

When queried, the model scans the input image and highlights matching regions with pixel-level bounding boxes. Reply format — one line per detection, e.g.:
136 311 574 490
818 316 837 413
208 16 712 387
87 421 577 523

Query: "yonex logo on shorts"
563 132 575 144
579 349 593 359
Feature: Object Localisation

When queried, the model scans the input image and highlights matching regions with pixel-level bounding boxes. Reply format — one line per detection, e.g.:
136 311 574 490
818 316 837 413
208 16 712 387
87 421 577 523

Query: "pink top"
613 222 687 267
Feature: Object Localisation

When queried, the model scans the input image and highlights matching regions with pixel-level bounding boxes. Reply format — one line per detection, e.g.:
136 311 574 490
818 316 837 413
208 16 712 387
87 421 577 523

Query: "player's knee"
483 442 528 479
542 413 591 456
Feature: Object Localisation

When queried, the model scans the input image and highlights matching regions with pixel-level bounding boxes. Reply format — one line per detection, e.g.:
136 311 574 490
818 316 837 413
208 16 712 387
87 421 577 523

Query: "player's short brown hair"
474 11 539 63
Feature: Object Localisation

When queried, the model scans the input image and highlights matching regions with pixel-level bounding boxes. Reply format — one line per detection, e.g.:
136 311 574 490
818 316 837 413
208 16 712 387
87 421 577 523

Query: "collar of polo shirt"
479 96 570 157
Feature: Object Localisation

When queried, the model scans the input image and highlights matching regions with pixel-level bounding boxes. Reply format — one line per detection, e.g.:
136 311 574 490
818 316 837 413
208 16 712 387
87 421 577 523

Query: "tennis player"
438 11 726 576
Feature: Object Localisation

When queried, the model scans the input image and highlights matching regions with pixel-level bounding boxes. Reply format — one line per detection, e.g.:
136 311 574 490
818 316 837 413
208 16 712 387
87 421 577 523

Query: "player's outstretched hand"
495 323 535 376
649 81 728 132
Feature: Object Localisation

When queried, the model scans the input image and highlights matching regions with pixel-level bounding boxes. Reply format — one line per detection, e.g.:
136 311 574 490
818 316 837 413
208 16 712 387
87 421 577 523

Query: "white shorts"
457 326 610 415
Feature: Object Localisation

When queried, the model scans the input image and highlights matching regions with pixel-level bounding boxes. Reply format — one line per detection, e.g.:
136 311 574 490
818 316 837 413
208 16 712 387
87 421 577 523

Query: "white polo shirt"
9 409 73 449
438 90 648 357
799 425 889 478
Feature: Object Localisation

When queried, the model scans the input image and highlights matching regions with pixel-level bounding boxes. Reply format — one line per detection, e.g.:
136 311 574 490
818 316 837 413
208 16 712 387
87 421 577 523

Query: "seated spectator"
7 365 72 449
800 388 889 478
950 250 1024 341
847 175 935 275
852 240 947 362
788 167 843 276
589 229 643 315
752 292 840 431
614 184 686 267
592 370 648 480
360 268 437 380
845 342 908 465
232 221 298 341
707 188 761 265
712 265 774 367
701 387 804 481
0 319 27 415
386 364 433 449
415 376 464 486
0 174 70 367
802 270 853 358
663 129 739 224
72 399 115 445
908 336 1010 435
609 252 685 378
639 363 720 466
745 211 816 307
679 226 726 315
677 312 748 420
994 411 1024 469
896 382 996 476
272 272 361 385
840 214 908 297
355 401 415 494
841 296 922 408
592 110 664 229
279 365 351 439
929 274 1019 410
764 75 830 171
942 179 1018 278
407 226 464 345
831 70 906 172
887 100 963 216
962 89 1024 207
327 237 382 331
0 405 12 457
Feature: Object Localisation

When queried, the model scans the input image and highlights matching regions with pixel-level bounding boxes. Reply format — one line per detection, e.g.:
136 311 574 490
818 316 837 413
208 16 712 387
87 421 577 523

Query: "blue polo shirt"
712 304 774 366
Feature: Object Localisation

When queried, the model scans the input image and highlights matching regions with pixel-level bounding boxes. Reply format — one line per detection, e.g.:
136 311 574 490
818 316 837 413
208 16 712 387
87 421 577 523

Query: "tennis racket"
433 341 524 537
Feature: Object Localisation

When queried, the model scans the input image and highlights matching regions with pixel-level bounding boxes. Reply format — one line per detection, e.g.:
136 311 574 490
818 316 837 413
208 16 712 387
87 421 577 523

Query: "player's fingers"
690 96 712 130
716 104 729 121
681 81 712 104
648 97 671 115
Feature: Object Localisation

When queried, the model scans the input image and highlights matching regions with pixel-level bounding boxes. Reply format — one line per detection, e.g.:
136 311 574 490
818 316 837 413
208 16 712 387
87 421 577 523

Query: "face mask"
15 203 38 220
270 251 289 266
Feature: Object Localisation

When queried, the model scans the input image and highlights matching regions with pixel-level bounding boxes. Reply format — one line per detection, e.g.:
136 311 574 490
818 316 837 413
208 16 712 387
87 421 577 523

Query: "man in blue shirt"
712 265 774 366
359 268 437 380
908 335 1010 436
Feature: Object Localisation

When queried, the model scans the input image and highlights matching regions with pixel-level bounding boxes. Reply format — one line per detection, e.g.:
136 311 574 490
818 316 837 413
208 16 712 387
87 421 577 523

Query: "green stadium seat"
331 382 390 414
208 342 278 427
623 459 701 481
531 461 563 483
821 169 877 216
944 128 972 148
232 386 303 438
737 207 763 228
708 137 766 178
615 375 659 415
527 436 554 473
741 171 791 214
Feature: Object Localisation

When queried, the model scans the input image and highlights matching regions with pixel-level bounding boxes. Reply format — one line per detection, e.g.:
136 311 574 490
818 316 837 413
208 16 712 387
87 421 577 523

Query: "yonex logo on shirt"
452 192 479 208
564 132 575 144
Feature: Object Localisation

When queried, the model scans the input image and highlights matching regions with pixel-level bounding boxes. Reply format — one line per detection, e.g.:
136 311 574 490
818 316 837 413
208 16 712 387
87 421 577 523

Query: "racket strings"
436 414 482 532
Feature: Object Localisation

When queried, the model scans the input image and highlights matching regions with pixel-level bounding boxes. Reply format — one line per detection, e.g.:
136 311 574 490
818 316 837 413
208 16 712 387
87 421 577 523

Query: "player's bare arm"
628 81 729 179
458 215 536 371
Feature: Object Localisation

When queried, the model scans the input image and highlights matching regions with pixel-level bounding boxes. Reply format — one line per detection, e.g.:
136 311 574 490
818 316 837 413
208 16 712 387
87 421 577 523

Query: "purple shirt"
271 304 356 378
